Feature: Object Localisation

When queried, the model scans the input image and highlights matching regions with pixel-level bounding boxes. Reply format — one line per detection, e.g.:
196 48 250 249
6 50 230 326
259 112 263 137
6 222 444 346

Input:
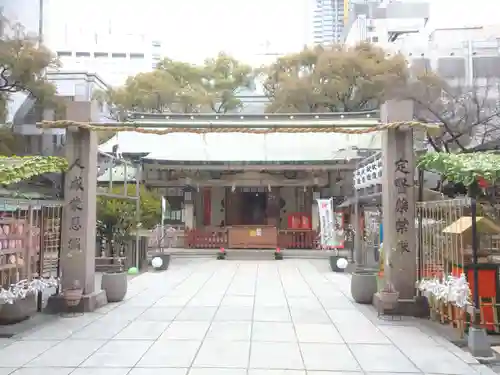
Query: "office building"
344 0 429 47
2 0 161 86
312 0 348 45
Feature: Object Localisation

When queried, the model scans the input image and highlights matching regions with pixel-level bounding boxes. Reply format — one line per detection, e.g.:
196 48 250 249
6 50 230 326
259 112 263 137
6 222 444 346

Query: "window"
152 40 161 47
57 51 72 57
130 53 145 59
75 52 91 58
367 26 375 32
371 36 379 43
94 52 108 58
111 53 127 58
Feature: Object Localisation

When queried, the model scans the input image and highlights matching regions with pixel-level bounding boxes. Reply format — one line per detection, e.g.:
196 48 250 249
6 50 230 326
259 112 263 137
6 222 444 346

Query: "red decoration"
276 247 281 253
287 213 312 229
478 177 489 188
220 247 225 252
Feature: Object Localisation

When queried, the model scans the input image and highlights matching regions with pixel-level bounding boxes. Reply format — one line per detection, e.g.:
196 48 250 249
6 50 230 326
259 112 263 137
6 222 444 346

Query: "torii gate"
40 100 438 312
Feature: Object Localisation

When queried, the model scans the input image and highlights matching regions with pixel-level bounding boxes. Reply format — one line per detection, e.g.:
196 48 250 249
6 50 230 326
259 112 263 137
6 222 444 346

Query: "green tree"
97 184 162 230
0 12 59 154
156 58 207 112
101 53 254 114
200 52 253 113
262 43 408 113
0 12 59 113
97 184 162 254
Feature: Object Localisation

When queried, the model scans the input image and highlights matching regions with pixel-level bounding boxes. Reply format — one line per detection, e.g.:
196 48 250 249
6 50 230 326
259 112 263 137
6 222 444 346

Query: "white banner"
161 196 167 225
316 198 344 249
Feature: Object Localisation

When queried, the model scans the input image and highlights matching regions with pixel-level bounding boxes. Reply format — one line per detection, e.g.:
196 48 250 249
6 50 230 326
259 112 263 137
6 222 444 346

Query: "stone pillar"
380 100 416 300
47 101 107 312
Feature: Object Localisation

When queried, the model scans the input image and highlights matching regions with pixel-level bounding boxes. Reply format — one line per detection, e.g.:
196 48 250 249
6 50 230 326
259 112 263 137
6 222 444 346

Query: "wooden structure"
99 112 383 249
0 198 63 286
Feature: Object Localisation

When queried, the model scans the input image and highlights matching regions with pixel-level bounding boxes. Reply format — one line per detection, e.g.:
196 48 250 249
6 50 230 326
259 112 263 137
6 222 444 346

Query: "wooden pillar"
183 189 195 229
225 187 240 225
202 187 211 226
266 187 280 227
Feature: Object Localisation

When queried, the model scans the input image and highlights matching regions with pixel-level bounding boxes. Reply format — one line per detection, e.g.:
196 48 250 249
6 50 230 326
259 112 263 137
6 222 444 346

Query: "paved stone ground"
0 258 496 374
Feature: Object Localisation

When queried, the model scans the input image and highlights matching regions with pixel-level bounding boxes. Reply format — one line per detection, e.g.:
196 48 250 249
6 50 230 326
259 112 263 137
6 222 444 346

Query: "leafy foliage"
0 11 59 112
94 52 253 115
261 43 408 113
97 184 162 232
0 156 68 185
417 152 500 186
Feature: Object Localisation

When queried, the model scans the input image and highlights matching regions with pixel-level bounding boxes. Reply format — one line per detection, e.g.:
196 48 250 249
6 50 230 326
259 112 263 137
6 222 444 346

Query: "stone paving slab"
0 258 496 374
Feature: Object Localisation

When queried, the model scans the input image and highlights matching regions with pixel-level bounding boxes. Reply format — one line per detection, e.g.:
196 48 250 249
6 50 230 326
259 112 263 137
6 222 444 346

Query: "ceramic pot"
350 270 377 304
63 288 83 307
150 253 171 271
101 272 128 302
329 255 345 272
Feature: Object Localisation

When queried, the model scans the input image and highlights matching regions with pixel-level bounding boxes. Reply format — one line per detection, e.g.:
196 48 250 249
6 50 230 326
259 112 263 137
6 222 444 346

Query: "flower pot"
63 288 83 307
379 291 399 310
151 253 171 271
329 255 345 272
101 271 128 302
0 292 37 324
274 252 283 260
350 270 377 304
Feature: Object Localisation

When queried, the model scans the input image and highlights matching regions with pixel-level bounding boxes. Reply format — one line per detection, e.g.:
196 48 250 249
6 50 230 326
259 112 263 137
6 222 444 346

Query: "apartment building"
313 0 348 45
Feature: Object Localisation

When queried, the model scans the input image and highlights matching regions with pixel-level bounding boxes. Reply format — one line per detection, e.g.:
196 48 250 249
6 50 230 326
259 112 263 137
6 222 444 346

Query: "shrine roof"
97 164 137 183
99 131 381 163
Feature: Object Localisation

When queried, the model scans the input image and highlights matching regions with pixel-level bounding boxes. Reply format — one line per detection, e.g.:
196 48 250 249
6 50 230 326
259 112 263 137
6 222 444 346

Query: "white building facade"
2 0 161 87
312 0 348 45
343 0 429 48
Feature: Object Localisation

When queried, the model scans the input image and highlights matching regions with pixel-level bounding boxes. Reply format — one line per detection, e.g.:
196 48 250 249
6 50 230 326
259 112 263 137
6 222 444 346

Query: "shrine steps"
161 249 332 260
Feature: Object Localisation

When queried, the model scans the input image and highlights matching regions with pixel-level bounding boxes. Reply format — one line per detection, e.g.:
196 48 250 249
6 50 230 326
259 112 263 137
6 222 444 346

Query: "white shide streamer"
0 277 59 305
416 274 471 308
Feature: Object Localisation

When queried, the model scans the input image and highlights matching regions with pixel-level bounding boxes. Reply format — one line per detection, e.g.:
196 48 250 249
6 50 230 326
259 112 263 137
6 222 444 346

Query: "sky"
138 0 500 63
2 0 500 64
145 0 312 64
426 0 500 29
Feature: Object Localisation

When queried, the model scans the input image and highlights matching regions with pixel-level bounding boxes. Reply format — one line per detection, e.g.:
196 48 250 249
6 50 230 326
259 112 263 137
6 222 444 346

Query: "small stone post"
378 100 417 306
47 101 107 312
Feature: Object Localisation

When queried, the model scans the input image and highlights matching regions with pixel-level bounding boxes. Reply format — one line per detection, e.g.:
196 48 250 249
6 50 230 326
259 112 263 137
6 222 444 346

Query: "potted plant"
379 281 400 310
150 248 171 271
274 247 283 260
0 280 38 324
350 268 378 304
101 258 128 302
63 280 83 308
217 247 226 260
329 248 347 272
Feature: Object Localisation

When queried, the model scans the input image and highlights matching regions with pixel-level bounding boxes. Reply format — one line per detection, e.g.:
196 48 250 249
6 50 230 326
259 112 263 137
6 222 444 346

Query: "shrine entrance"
240 191 267 225
37 101 439 313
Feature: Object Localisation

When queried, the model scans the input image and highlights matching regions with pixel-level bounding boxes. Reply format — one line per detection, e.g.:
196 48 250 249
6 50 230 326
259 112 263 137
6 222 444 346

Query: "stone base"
45 290 107 314
468 327 493 358
373 293 429 317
